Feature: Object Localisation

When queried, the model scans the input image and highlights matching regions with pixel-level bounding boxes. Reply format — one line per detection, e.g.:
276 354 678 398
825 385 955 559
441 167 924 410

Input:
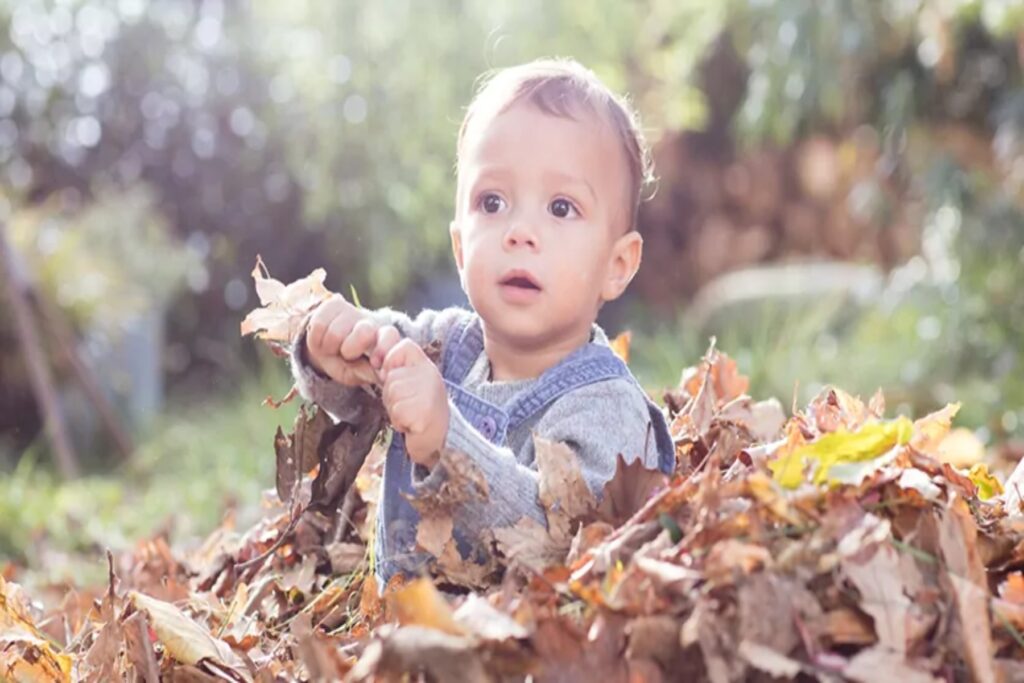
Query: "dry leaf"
128 592 249 680
937 498 997 683
0 578 72 683
968 462 1003 500
274 404 332 505
239 255 332 343
769 417 912 488
386 578 465 636
841 539 930 653
737 640 802 678
452 594 529 641
596 454 669 526
843 646 942 683
910 402 961 455
534 437 598 542
494 517 567 572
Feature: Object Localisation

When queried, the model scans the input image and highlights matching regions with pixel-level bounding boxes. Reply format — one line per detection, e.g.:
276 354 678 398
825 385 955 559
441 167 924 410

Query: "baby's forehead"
459 97 616 156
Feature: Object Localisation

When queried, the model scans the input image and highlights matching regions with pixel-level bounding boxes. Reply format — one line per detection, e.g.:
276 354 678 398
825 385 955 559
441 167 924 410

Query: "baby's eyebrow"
545 170 597 204
471 166 514 186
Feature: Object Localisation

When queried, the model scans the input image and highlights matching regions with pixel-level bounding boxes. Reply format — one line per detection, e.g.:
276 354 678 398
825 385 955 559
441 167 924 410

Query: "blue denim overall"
373 314 675 585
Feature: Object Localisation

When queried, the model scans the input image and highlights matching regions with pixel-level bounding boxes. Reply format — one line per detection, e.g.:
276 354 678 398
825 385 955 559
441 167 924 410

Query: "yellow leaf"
610 330 631 364
0 633 72 683
0 578 72 682
386 578 466 636
769 417 913 489
128 592 248 678
968 463 1003 501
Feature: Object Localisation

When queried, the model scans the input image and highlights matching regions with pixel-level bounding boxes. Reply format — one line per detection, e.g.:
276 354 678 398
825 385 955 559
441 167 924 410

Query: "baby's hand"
377 331 449 468
305 294 382 386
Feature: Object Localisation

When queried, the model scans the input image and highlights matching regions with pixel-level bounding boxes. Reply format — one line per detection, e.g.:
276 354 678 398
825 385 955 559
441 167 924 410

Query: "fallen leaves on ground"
8 275 1024 680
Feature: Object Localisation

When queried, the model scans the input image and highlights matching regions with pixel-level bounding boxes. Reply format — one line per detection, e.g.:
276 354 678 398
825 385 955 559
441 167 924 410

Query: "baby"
290 58 675 586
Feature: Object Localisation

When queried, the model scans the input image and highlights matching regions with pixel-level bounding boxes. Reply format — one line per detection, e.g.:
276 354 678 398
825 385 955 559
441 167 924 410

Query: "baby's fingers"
381 338 426 380
340 319 378 361
371 325 401 369
307 294 351 351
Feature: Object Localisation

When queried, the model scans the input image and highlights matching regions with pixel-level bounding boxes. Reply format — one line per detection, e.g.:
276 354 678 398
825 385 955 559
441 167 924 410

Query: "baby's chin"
477 309 593 351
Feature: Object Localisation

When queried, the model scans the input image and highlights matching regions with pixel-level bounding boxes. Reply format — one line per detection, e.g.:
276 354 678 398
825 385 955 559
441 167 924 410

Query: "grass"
0 357 300 587
627 287 959 422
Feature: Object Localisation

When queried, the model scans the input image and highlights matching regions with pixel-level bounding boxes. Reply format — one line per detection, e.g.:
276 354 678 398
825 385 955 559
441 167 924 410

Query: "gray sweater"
289 306 664 557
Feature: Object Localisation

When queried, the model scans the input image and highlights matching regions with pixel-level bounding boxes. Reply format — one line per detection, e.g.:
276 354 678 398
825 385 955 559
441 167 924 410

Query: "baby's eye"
479 193 506 214
549 198 579 219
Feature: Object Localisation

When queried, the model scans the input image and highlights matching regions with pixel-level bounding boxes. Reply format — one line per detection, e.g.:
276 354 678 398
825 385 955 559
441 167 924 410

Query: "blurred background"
1 0 1022 583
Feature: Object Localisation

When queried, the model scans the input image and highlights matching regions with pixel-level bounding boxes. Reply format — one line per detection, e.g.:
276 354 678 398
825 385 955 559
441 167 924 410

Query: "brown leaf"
937 496 997 683
737 573 818 658
822 608 875 645
308 402 386 515
704 540 771 583
348 625 488 683
532 615 629 683
290 612 352 681
274 403 332 505
681 598 744 683
534 436 598 543
408 448 490 519
494 518 567 573
452 594 529 641
841 535 932 653
416 513 454 559
596 454 669 527
737 640 802 678
843 646 942 683
624 615 682 670
123 611 161 683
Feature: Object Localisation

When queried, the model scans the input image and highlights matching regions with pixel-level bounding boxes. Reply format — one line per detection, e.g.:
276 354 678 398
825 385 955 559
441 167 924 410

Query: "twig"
236 508 303 573
331 485 360 544
134 614 161 683
0 222 79 478
33 290 134 461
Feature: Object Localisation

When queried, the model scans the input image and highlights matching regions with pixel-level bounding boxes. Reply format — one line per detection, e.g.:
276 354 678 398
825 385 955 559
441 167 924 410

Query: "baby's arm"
413 378 660 531
290 306 471 421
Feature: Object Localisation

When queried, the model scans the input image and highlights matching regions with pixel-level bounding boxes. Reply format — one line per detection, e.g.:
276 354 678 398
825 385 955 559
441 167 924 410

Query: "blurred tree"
1 0 1023 460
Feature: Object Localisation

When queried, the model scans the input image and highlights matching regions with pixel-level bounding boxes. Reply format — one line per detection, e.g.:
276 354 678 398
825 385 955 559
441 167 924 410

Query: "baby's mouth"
499 272 542 291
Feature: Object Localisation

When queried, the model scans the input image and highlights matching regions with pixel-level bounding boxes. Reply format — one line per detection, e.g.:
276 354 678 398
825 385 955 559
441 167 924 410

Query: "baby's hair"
456 58 654 231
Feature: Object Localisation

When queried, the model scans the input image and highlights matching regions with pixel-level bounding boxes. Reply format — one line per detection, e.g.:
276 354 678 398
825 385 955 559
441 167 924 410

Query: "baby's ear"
601 230 643 302
449 220 466 284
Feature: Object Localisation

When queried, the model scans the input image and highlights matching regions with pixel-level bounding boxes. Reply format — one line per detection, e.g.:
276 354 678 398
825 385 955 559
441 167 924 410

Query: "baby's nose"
503 221 539 249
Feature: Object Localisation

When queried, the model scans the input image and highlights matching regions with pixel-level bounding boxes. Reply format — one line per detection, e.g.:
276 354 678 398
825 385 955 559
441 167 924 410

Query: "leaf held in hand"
240 255 332 343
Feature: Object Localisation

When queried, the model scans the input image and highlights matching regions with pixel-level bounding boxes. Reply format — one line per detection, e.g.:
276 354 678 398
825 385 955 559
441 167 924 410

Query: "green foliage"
0 354 296 584
6 184 195 325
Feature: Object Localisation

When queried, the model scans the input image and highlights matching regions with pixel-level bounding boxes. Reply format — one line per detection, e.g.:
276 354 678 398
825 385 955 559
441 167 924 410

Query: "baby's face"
450 101 641 351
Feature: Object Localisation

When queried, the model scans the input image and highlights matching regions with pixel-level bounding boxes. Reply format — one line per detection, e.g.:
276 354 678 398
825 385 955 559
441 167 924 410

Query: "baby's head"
449 58 653 352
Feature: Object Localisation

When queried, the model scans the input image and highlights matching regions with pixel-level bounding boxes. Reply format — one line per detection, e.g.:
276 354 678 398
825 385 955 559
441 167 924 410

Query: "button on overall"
479 415 498 439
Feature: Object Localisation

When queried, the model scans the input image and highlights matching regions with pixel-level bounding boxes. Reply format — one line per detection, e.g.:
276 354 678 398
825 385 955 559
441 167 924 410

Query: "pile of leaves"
6 265 1024 682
